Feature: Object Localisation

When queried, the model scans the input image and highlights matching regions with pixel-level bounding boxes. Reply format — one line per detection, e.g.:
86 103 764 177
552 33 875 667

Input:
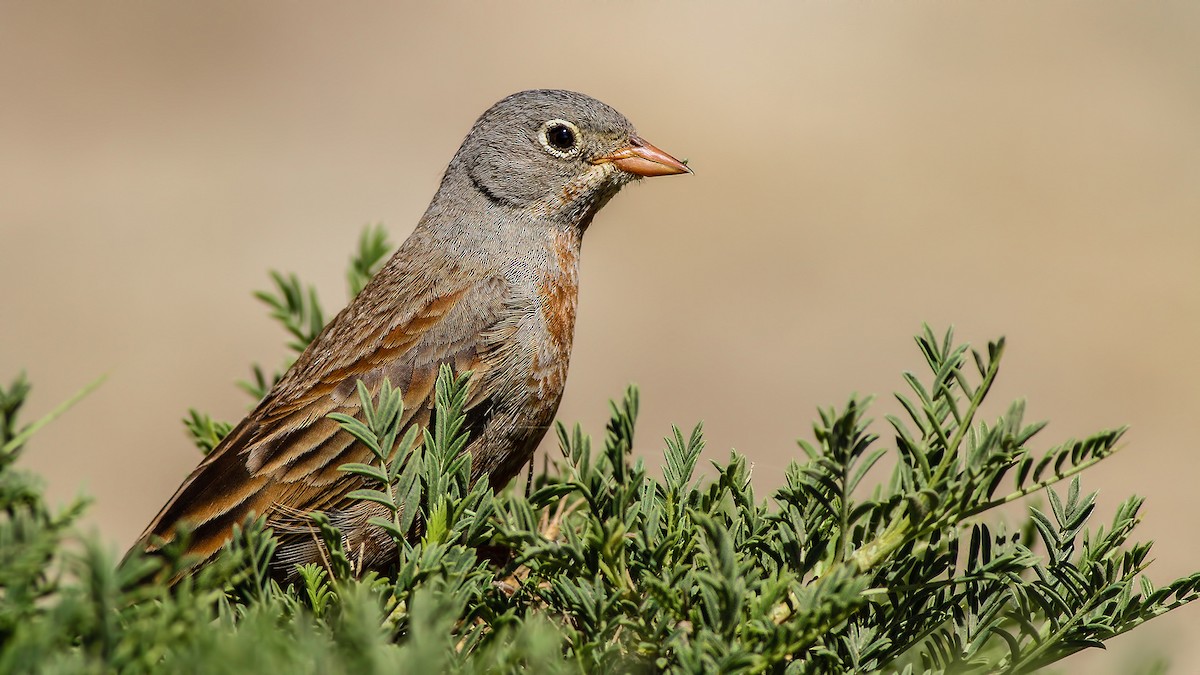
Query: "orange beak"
591 136 691 177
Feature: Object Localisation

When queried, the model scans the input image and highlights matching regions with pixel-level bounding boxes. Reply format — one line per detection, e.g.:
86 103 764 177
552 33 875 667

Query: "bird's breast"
467 228 581 484
530 228 581 399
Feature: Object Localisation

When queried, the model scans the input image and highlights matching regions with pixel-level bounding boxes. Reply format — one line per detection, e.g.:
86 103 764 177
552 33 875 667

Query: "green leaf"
345 488 397 511
1 374 105 458
338 462 389 484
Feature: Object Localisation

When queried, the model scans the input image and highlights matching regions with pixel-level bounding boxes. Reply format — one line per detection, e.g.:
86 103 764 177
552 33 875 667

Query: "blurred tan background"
2 2 1198 670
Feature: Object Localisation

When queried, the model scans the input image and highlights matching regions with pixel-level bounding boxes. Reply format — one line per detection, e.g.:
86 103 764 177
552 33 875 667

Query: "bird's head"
449 89 690 227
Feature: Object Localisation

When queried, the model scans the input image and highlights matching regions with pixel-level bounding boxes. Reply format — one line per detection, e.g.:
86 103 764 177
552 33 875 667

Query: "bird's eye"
546 124 575 150
539 119 581 158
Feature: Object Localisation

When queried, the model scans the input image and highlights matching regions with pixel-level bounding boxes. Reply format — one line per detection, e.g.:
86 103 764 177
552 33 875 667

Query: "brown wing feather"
135 271 513 566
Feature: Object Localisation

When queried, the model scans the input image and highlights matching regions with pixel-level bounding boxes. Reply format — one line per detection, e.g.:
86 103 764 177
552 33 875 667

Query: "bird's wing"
136 271 517 564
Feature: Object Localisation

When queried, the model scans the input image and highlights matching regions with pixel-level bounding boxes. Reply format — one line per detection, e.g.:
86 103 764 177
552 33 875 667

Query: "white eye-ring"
538 119 581 158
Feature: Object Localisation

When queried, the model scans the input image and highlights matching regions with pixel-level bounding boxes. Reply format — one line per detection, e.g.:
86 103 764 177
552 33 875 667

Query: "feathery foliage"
2 226 1196 673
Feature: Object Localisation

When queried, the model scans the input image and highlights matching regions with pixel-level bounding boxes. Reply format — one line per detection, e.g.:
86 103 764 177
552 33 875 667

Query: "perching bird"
131 89 690 577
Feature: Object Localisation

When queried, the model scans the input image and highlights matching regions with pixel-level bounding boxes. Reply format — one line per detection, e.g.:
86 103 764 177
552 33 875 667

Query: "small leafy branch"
237 223 391 401
248 221 390 361
331 378 425 546
1 226 1196 674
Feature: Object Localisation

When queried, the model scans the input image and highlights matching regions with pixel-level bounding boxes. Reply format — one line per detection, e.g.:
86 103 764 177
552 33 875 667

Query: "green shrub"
2 226 1196 673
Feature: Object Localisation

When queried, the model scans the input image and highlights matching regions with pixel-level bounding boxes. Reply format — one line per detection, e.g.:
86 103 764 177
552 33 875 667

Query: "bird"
129 89 690 578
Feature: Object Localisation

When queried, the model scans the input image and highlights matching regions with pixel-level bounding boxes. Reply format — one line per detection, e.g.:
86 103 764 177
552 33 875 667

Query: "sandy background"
2 2 1198 670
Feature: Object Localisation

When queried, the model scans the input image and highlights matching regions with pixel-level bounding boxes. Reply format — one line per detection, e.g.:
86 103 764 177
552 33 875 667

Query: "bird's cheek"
553 168 596 202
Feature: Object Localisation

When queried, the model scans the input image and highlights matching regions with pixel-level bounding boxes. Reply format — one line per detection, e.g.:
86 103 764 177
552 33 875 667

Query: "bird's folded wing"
136 274 514 563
